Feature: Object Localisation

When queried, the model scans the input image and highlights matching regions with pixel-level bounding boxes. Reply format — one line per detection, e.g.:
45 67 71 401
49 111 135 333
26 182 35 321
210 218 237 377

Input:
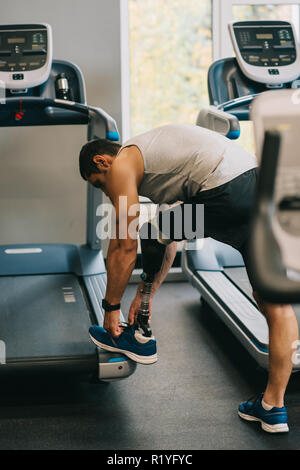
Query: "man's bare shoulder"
110 145 144 184
117 144 143 162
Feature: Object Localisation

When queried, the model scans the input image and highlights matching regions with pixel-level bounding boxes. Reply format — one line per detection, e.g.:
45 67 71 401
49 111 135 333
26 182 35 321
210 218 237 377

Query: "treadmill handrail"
218 94 259 113
3 96 88 113
1 97 120 140
87 105 119 141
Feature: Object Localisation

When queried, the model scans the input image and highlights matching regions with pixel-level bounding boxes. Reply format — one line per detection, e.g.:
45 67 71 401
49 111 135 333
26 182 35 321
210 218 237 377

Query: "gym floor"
0 281 300 450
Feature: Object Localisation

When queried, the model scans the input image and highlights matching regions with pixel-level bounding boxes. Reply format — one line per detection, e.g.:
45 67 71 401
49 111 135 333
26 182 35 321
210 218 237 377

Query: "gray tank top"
119 124 257 204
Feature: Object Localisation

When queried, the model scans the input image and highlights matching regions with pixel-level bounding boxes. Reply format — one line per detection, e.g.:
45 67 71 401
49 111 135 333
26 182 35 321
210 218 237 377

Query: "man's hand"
103 310 123 338
128 287 153 326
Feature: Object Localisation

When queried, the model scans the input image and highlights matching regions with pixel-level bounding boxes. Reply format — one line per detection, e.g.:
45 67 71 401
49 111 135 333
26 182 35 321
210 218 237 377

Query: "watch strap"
102 298 121 312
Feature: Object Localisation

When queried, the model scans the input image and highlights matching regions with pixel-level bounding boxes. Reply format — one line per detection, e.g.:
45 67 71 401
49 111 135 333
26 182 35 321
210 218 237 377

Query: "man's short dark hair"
79 139 121 180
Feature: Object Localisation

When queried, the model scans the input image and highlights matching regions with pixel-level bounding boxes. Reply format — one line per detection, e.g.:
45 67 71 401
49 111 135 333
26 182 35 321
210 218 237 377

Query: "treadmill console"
0 24 52 89
229 21 300 85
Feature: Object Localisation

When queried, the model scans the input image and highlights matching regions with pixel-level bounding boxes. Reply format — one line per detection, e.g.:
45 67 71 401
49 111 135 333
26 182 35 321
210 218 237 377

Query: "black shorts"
157 167 258 269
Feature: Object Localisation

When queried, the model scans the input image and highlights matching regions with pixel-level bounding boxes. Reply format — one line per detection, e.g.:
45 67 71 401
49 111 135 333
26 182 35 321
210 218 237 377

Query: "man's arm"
105 237 137 301
103 163 140 337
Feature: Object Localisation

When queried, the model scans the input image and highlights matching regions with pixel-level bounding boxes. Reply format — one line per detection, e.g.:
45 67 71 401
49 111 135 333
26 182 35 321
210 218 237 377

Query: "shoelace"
120 322 138 332
245 393 263 410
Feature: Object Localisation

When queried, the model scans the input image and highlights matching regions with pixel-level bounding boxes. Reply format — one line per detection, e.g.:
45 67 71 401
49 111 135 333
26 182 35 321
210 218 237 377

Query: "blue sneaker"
89 324 157 365
238 393 289 433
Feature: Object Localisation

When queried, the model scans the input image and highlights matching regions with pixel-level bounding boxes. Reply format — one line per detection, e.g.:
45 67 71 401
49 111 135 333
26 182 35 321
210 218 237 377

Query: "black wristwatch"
102 298 121 312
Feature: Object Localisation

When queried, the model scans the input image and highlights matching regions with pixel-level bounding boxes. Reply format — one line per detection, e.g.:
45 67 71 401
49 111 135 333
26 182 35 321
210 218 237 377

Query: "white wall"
0 0 122 248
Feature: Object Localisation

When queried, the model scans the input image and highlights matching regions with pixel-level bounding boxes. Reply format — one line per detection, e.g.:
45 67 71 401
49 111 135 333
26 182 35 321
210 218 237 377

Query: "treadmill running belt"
224 266 300 337
196 270 269 349
223 267 256 303
0 274 95 362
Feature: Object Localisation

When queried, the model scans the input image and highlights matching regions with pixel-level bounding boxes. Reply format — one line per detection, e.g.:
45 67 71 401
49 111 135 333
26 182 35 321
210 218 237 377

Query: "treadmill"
0 24 136 381
181 20 300 371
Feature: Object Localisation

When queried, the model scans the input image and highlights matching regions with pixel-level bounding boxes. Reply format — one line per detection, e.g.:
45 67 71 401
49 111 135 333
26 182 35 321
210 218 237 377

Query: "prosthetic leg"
137 230 167 337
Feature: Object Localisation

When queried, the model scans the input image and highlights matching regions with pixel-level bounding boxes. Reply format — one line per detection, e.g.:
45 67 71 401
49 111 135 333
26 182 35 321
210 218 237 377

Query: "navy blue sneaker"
238 393 289 433
89 323 157 365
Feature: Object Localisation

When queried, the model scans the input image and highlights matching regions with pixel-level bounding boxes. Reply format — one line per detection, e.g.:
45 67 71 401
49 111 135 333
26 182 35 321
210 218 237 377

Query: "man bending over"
79 123 297 433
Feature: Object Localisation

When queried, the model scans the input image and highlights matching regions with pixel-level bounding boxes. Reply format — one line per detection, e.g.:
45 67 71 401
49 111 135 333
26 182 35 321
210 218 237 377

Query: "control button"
12 73 24 80
268 69 280 75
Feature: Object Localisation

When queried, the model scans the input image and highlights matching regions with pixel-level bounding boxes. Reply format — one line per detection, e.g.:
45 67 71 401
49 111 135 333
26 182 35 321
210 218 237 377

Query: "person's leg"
240 241 299 407
252 290 298 407
236 243 294 431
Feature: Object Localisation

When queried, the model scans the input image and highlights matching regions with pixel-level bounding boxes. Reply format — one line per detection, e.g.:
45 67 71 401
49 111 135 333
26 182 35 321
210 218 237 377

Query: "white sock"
261 398 273 411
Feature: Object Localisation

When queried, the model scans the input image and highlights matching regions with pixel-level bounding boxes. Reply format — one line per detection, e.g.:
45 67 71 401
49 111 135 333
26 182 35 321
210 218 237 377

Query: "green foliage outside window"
233 4 296 22
129 0 212 136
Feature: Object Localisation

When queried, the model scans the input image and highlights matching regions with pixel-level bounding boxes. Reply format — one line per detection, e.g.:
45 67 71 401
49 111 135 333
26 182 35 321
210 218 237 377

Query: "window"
126 1 212 259
128 0 212 136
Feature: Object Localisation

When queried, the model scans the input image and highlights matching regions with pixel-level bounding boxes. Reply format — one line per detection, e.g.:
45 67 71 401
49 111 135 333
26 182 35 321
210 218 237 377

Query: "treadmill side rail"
98 351 137 382
83 274 137 381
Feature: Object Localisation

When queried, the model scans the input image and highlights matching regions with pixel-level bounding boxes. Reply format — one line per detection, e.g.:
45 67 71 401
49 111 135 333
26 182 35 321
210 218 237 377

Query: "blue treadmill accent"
251 341 269 354
109 358 127 363
106 131 120 141
227 130 240 140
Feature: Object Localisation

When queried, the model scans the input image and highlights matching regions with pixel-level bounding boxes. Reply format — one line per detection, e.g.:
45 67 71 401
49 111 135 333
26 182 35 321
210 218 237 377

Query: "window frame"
120 0 131 143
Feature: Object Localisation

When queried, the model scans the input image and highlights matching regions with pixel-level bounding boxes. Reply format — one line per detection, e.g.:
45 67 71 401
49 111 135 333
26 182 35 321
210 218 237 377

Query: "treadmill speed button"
12 73 24 80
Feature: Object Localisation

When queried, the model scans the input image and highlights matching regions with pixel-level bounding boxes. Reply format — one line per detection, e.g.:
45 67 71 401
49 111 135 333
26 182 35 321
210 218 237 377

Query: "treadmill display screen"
256 33 273 40
0 26 48 72
233 24 296 67
8 37 26 44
